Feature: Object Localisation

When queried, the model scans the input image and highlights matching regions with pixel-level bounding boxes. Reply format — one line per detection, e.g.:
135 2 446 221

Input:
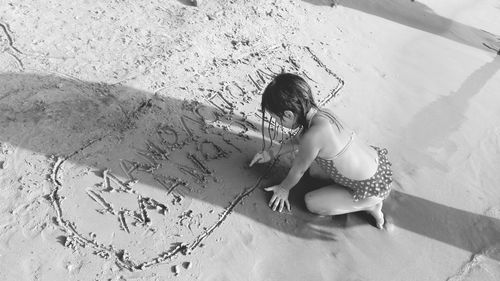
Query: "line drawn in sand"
0 20 24 69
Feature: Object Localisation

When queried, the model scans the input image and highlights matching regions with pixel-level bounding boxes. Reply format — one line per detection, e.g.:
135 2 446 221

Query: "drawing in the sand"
1 1 500 280
43 43 344 271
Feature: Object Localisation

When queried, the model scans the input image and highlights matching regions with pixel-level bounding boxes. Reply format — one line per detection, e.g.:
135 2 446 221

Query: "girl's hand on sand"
249 150 273 167
264 185 290 212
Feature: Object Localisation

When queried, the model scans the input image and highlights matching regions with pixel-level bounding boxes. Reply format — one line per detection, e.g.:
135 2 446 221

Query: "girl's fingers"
269 197 280 211
264 187 288 212
249 155 261 167
272 199 280 211
285 200 291 212
268 194 277 207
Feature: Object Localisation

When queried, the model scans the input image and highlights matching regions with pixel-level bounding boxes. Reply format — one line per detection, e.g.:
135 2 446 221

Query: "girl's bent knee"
304 192 314 209
304 192 320 214
304 192 332 215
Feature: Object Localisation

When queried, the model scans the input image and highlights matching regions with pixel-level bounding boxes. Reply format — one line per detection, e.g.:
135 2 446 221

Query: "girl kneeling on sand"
249 73 392 229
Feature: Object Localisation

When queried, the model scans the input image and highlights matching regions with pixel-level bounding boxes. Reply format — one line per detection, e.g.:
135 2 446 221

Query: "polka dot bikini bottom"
315 146 393 201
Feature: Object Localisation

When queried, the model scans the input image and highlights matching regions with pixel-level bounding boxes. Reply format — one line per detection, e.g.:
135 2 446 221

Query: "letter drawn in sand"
120 159 137 181
101 169 136 193
197 140 229 160
194 103 221 124
86 189 116 215
180 115 205 142
176 151 219 186
157 124 181 148
206 91 236 115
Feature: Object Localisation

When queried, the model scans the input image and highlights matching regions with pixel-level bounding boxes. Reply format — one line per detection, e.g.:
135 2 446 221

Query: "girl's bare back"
308 109 379 181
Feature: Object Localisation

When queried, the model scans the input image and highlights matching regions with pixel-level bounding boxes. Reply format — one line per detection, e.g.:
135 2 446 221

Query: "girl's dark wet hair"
261 73 317 128
259 73 317 152
259 73 343 152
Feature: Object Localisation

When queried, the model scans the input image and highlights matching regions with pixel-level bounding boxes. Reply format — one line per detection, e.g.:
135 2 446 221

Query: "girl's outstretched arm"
249 133 300 166
269 133 300 158
279 133 320 190
265 130 321 212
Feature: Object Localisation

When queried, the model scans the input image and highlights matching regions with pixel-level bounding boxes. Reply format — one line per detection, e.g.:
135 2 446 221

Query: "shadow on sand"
386 190 500 259
303 0 500 55
1 73 499 263
399 55 500 171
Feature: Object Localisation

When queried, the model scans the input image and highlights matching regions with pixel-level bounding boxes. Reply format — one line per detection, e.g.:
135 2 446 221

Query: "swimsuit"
310 110 393 201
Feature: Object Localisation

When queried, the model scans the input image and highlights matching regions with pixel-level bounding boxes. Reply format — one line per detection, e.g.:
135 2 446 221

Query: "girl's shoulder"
303 117 332 141
313 108 345 131
299 126 324 149
304 109 348 143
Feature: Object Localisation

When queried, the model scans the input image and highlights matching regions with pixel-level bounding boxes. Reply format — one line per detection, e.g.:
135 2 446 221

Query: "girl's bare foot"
367 202 385 229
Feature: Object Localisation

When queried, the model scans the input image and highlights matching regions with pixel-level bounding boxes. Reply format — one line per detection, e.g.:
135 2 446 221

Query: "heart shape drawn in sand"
45 44 344 271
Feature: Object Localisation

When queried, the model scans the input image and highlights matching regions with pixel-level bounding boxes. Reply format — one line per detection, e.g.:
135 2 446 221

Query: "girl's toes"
376 221 384 229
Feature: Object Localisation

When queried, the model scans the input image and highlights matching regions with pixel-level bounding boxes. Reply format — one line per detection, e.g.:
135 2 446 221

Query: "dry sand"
1 0 499 280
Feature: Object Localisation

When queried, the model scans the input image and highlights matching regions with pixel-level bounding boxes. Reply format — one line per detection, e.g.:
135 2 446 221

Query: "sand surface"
1 0 500 280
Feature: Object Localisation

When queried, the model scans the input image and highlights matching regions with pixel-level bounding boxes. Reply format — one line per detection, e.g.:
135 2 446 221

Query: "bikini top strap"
312 109 355 160
318 110 338 125
311 109 342 129
332 131 355 160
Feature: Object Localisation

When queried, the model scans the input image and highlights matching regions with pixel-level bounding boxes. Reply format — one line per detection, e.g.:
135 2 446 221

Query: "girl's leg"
304 184 385 228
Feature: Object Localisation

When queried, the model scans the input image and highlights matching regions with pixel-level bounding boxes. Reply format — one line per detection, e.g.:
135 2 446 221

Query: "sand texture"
1 0 500 280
